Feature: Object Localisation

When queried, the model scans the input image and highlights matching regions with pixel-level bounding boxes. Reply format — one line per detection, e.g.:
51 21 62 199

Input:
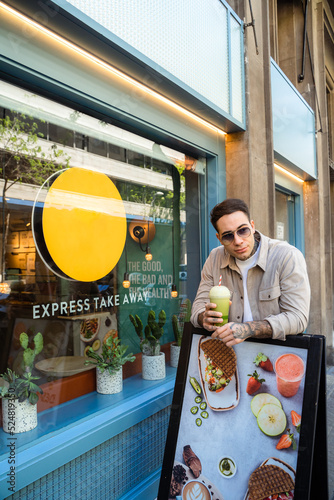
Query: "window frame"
274 173 305 254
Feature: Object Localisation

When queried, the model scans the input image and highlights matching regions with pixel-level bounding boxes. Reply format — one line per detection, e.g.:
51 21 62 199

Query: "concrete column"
269 0 279 62
303 1 332 342
276 0 316 112
225 0 275 236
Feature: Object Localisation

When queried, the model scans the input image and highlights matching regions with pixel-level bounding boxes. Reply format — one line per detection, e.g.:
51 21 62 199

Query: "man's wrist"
231 320 273 340
198 312 204 327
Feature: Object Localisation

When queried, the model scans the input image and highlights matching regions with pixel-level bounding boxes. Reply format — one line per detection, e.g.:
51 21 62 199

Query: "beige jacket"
190 232 310 340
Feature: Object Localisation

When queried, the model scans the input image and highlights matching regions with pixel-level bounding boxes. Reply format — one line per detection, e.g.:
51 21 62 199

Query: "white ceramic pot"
142 352 166 380
170 343 181 368
2 398 37 434
96 366 123 394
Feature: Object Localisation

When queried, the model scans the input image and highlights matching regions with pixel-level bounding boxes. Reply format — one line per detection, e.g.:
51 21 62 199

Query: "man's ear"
216 232 222 244
250 220 255 232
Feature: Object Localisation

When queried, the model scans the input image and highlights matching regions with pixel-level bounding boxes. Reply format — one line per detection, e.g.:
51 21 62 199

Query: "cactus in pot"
0 332 44 405
20 332 44 372
130 309 166 356
130 310 167 380
129 314 144 343
172 298 191 347
144 309 166 356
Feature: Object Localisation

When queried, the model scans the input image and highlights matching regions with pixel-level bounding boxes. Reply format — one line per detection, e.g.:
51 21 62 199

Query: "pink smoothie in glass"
275 353 305 397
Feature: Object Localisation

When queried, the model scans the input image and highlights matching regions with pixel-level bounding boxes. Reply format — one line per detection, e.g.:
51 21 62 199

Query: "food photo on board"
166 335 306 500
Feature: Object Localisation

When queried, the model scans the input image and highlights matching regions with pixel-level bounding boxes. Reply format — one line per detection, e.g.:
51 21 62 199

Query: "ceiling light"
171 284 178 298
274 163 304 183
145 248 153 261
122 272 130 288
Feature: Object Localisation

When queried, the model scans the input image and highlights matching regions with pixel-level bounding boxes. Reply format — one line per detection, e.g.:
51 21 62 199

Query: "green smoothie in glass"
209 285 231 326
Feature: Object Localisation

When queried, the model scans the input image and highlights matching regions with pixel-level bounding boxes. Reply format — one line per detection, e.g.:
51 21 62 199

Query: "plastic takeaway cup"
275 353 305 397
209 285 231 326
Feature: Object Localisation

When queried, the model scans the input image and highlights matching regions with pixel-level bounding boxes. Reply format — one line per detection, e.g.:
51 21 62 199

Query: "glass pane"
127 150 145 168
109 143 126 162
48 123 74 146
0 80 202 416
87 137 108 157
275 190 295 244
65 0 240 116
74 132 86 150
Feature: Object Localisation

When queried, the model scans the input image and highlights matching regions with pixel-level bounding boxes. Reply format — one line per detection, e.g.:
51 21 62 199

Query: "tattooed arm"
211 320 273 347
231 321 273 339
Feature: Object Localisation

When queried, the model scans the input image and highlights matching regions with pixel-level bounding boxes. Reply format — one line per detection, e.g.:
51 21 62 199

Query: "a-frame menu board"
158 325 328 500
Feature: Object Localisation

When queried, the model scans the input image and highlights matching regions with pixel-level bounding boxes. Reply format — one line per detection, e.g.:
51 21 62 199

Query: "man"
190 198 310 347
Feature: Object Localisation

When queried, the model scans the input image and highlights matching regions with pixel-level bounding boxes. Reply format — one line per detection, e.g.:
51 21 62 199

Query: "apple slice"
257 403 287 436
251 393 282 417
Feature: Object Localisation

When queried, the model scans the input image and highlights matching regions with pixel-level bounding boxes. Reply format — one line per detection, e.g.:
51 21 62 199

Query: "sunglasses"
220 225 251 245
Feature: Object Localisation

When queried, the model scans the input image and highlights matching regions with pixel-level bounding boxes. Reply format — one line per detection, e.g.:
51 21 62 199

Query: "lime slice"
84 346 91 357
92 339 101 351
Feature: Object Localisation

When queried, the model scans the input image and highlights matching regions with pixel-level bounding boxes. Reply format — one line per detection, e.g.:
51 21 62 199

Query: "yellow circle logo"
36 167 126 282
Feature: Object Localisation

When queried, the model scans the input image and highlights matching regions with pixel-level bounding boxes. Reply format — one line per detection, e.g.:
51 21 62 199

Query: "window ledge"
0 367 176 494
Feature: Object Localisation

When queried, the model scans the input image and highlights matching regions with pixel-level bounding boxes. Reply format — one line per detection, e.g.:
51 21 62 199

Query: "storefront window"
0 81 203 411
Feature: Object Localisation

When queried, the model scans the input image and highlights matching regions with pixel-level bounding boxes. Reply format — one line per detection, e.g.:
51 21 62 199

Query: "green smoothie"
209 285 231 326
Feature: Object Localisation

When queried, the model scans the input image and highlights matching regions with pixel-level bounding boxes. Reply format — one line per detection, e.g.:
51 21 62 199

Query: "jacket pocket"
259 285 281 301
259 285 281 317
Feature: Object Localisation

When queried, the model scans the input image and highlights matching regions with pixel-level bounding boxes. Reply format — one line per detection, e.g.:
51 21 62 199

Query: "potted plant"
171 298 191 367
84 333 135 394
129 310 166 380
0 332 43 433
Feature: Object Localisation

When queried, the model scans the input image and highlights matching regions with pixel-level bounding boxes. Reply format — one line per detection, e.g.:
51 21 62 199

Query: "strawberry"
276 429 296 450
246 370 265 395
254 352 273 372
291 410 301 433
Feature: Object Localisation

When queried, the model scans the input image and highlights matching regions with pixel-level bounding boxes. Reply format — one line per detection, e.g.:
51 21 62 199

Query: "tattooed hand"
211 320 273 347
198 300 233 331
198 302 224 331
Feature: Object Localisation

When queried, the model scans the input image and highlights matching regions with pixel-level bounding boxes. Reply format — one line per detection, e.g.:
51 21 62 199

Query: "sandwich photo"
247 463 294 500
197 337 239 411
200 338 237 392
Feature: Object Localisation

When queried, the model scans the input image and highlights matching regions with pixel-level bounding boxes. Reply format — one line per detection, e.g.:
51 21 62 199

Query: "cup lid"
209 285 230 298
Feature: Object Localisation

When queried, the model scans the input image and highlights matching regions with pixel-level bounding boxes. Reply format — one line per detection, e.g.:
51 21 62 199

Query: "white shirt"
236 242 261 322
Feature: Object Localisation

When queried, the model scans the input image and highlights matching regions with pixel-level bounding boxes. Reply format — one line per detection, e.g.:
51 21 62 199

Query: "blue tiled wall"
5 407 170 500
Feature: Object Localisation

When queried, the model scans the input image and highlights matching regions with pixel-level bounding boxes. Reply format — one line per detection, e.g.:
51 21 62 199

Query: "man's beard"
235 238 258 261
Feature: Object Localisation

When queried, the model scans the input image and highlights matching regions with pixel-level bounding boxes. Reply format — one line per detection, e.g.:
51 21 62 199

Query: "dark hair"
210 198 250 230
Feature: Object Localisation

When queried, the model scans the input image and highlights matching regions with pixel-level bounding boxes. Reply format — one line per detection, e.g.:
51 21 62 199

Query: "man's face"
215 211 255 261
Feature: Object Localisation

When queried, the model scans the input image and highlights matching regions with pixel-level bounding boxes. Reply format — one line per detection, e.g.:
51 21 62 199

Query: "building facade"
228 0 334 343
0 0 333 498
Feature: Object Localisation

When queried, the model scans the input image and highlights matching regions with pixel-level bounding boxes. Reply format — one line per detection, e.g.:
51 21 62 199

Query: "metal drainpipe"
298 0 309 82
